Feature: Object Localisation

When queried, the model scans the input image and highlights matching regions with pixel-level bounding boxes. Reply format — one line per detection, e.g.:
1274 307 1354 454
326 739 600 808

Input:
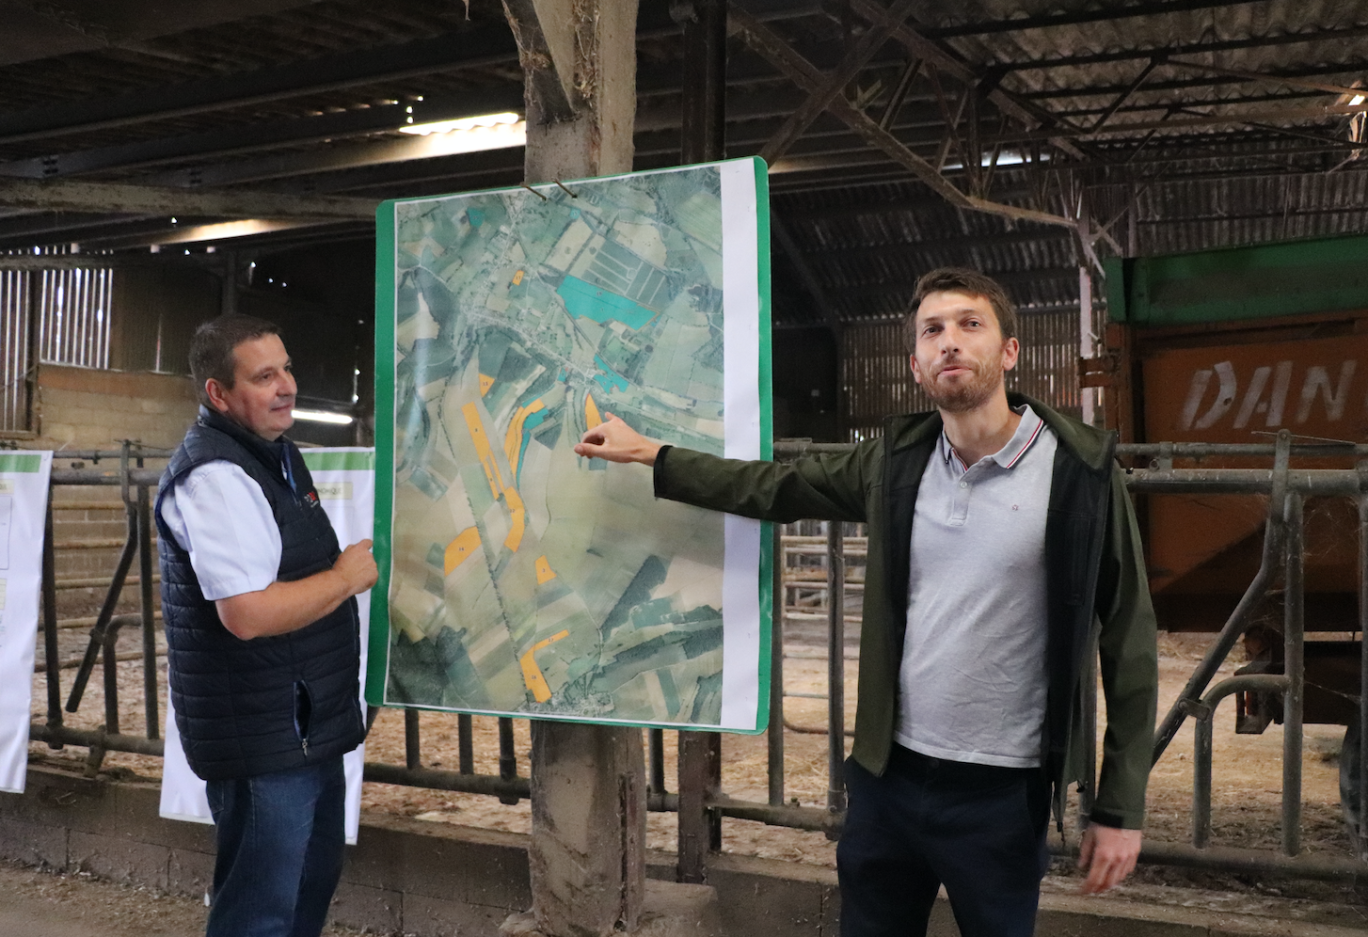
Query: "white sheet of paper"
159 449 375 844
0 452 53 794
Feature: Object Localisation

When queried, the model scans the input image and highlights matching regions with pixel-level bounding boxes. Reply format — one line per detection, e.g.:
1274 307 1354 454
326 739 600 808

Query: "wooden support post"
676 0 726 885
501 1 646 935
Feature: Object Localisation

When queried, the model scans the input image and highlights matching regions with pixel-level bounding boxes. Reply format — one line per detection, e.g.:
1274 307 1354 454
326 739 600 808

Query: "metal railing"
26 435 1368 886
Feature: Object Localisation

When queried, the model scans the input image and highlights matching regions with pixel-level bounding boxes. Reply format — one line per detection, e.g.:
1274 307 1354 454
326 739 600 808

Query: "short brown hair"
901 267 1018 353
189 314 282 408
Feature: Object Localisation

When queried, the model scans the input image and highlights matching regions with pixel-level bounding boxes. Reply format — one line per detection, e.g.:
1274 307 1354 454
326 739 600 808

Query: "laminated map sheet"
371 158 772 731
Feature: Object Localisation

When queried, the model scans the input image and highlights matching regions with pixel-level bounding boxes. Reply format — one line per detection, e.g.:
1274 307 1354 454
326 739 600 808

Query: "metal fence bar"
1193 674 1289 848
825 521 846 824
137 469 159 739
405 709 422 770
28 448 1368 884
457 713 474 774
1283 492 1305 858
1150 431 1291 763
768 524 785 807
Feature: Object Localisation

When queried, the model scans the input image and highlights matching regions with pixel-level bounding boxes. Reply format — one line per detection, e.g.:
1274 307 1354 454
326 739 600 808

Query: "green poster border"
367 202 397 706
752 156 774 736
368 157 774 731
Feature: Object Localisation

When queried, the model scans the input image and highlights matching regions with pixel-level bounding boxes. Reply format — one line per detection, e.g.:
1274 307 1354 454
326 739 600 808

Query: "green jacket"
654 394 1157 829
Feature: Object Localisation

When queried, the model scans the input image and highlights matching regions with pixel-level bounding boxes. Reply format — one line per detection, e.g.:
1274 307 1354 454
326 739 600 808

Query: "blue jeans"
205 758 346 937
837 746 1051 937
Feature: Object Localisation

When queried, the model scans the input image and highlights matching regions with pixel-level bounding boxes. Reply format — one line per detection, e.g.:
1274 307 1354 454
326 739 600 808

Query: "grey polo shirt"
893 404 1057 769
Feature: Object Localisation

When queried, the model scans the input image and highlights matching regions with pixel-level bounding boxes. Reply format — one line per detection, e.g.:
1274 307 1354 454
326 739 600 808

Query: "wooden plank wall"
841 308 1083 440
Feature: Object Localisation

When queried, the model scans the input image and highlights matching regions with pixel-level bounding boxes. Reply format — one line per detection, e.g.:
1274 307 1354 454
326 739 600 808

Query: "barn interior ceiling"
1 0 1366 327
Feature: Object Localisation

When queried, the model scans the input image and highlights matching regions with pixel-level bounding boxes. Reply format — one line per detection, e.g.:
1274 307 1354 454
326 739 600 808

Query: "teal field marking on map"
385 166 736 725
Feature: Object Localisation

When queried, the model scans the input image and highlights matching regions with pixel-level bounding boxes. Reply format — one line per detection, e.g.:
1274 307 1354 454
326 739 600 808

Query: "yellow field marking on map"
584 392 602 430
444 527 482 575
519 629 570 703
479 374 495 396
461 402 506 497
503 399 546 477
512 270 524 285
535 555 557 585
502 485 526 552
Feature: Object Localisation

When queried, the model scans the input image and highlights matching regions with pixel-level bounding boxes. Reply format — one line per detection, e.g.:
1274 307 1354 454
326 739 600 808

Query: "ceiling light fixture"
291 409 354 425
399 111 526 153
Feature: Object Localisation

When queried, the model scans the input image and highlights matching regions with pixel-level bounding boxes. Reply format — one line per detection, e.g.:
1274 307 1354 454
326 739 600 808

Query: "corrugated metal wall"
0 260 113 434
0 270 32 434
841 307 1084 440
36 268 111 369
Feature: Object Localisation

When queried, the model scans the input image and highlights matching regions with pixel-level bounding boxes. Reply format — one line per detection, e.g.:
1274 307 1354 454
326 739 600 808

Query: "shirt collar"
940 404 1046 471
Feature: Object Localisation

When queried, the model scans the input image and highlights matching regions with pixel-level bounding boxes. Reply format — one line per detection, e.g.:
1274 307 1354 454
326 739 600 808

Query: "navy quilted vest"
155 407 364 781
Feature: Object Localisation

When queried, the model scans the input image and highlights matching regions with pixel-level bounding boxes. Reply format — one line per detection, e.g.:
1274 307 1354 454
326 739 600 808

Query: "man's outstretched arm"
574 414 662 465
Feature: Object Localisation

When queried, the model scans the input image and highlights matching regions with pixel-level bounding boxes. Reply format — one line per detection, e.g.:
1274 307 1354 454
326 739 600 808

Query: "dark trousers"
837 745 1051 937
205 757 347 937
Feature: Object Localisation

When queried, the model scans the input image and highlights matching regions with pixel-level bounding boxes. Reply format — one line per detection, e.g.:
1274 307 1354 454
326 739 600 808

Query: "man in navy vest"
155 314 377 937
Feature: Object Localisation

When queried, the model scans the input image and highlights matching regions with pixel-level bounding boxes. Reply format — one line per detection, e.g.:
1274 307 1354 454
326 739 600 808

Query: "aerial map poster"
371 158 772 732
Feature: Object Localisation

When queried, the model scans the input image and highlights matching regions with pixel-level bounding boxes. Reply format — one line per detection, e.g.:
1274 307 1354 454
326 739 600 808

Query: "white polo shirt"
893 404 1057 768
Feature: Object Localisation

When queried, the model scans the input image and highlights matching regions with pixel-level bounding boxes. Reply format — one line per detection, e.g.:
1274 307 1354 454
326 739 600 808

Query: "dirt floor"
0 858 369 937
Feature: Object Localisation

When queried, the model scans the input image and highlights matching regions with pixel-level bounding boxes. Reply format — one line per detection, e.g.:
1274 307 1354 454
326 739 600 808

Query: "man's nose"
280 371 297 396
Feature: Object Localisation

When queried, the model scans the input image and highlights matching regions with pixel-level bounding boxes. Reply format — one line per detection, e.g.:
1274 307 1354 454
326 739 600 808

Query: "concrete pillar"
500 2 649 936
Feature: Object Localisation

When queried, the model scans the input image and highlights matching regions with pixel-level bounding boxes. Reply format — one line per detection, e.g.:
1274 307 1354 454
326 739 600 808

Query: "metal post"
1194 704 1213 849
136 471 158 739
1282 492 1304 857
678 729 721 882
768 524 785 807
41 496 63 747
678 0 727 164
826 521 846 823
101 616 124 735
498 717 519 805
404 708 421 770
649 729 666 794
458 713 474 774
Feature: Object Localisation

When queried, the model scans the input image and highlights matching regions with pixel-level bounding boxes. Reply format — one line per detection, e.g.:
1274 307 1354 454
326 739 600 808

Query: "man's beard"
922 353 1005 413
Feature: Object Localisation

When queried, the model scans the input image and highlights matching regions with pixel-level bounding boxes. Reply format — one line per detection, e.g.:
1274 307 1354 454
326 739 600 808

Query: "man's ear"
204 378 231 413
909 353 923 385
1001 337 1021 373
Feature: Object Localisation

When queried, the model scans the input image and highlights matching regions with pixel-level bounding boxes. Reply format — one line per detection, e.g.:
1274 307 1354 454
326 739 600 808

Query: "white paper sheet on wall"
158 449 376 845
0 452 53 794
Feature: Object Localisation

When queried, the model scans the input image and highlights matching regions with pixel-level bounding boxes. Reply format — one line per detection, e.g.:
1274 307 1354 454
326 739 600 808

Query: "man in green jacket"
575 267 1157 937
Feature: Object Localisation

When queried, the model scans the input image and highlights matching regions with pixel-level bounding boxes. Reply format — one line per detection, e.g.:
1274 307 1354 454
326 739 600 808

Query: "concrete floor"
2 857 1366 937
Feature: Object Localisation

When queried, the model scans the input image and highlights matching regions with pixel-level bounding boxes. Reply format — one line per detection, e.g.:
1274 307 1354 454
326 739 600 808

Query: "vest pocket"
294 681 313 754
